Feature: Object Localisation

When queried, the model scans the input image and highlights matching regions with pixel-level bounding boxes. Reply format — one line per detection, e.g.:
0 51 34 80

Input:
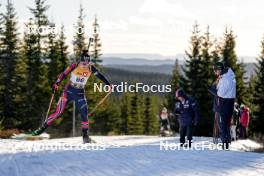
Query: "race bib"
70 65 91 86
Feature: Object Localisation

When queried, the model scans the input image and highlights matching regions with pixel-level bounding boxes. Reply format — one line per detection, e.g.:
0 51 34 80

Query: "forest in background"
0 0 264 141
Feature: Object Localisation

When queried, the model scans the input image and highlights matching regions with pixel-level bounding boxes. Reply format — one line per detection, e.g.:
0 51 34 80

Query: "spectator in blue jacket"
174 88 200 147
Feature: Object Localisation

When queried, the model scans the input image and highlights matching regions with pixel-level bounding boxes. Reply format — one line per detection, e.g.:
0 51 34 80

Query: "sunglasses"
80 61 90 65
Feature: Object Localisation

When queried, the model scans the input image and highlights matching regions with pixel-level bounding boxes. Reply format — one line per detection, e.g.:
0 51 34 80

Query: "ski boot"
180 141 192 148
222 142 230 150
32 123 48 136
188 140 192 148
82 129 92 144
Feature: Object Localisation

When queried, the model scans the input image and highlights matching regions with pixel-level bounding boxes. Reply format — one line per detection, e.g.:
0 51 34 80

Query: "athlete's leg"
46 87 72 125
76 94 90 143
32 86 72 136
77 97 89 129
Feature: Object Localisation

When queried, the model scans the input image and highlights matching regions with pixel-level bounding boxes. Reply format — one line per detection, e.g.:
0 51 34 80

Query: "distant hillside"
245 63 256 79
101 55 256 66
105 64 174 75
104 63 256 81
102 67 172 86
103 53 185 60
99 55 257 85
102 57 178 66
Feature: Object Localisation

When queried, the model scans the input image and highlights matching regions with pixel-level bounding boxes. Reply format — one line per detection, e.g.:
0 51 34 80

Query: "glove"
52 83 59 93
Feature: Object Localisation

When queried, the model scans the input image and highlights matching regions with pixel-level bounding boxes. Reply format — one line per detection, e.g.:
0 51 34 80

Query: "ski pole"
87 37 93 52
88 90 112 117
44 93 55 122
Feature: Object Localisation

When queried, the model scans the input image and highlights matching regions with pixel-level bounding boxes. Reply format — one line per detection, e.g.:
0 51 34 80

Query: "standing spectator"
160 107 171 136
231 102 240 141
211 75 221 144
174 88 200 147
239 105 250 139
209 62 236 150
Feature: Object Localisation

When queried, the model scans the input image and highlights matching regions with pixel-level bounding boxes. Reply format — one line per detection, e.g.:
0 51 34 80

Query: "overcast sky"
1 0 264 62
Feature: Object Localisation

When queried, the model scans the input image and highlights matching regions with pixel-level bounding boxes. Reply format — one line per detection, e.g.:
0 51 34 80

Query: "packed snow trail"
0 136 263 176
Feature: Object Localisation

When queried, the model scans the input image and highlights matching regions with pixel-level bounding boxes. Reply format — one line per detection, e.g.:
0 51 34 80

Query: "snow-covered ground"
0 135 264 176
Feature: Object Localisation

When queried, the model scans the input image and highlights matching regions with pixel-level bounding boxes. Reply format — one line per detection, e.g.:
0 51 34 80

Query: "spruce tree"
22 19 38 129
180 24 218 136
91 16 102 65
22 0 50 129
166 59 181 132
143 96 158 135
0 0 20 128
251 37 264 135
22 19 49 129
201 26 214 84
57 25 68 71
220 27 247 104
211 39 221 64
167 59 180 111
29 0 50 56
120 92 130 134
73 4 86 59
181 23 208 135
0 3 4 122
47 27 60 85
180 22 203 96
198 26 214 136
127 91 144 134
105 100 122 135
247 75 256 110
13 52 28 129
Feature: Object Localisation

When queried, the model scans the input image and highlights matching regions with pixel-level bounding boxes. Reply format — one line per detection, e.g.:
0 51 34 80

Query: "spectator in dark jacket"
174 88 200 147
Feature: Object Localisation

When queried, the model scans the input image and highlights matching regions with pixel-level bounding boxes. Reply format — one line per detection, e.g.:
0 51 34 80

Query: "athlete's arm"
91 65 111 85
55 63 77 85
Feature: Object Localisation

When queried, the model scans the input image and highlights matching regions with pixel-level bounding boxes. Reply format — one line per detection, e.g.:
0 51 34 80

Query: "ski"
11 133 50 140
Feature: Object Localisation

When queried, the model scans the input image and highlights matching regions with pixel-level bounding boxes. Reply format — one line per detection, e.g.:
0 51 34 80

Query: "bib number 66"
76 77 84 82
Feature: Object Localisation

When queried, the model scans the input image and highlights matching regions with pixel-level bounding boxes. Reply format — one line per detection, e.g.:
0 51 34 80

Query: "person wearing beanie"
174 88 200 147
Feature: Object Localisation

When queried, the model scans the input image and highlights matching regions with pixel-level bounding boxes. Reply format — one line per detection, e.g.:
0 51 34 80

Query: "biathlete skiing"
32 50 112 143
